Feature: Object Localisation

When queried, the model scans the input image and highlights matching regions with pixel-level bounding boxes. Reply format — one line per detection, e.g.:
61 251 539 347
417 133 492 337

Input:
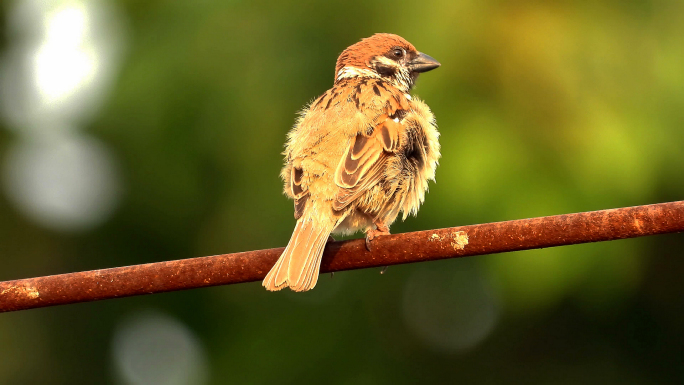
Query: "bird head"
335 33 440 93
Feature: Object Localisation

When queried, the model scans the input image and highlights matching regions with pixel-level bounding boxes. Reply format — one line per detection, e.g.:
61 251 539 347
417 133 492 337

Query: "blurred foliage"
1 0 683 383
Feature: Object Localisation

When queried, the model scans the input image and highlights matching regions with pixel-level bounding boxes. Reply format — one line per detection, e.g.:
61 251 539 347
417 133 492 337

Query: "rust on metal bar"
1 201 683 313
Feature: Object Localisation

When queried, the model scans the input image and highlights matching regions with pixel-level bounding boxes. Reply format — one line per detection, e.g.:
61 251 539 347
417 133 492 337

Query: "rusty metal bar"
1 201 683 313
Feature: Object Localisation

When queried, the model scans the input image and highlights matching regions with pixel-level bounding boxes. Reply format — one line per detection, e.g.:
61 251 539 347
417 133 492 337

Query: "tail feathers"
262 219 336 292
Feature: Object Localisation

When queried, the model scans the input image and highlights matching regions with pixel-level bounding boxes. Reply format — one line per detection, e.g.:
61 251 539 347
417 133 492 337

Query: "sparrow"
263 33 441 292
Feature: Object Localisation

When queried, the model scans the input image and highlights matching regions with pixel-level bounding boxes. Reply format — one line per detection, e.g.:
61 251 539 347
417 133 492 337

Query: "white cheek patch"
336 62 415 94
375 56 396 67
336 66 380 81
393 117 400 123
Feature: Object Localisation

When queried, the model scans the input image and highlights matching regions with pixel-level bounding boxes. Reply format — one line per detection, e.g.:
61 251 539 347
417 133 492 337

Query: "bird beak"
409 52 441 73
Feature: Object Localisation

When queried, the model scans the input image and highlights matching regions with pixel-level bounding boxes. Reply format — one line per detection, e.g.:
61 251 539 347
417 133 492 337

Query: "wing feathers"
291 166 309 219
291 166 306 198
333 113 404 211
377 119 402 152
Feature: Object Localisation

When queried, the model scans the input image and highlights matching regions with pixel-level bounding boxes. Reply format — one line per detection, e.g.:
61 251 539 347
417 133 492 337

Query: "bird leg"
365 222 390 252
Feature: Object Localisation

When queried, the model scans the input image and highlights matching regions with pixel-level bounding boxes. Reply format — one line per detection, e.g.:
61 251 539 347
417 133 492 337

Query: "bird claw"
365 225 390 252
380 266 389 274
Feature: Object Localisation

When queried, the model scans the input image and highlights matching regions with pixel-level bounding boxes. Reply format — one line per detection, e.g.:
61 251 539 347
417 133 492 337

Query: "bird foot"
380 266 389 274
365 225 390 251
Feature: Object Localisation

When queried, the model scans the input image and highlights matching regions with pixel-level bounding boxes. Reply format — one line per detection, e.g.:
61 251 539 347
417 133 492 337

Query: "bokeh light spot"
111 311 209 385
2 133 121 231
403 263 499 353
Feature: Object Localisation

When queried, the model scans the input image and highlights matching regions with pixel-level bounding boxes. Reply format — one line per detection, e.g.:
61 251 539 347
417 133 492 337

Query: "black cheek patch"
375 63 396 77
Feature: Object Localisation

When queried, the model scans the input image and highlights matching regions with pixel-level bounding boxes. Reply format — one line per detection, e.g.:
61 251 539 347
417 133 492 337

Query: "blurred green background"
1 0 683 383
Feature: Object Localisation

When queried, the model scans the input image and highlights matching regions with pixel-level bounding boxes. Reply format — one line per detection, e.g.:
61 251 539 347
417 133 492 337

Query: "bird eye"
392 48 404 58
